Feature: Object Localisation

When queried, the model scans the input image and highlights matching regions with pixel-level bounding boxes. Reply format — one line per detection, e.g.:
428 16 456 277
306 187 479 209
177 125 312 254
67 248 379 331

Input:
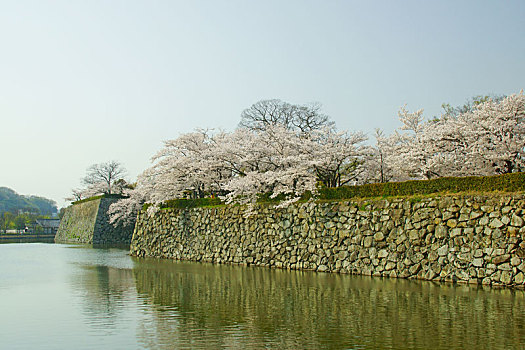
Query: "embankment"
130 193 525 287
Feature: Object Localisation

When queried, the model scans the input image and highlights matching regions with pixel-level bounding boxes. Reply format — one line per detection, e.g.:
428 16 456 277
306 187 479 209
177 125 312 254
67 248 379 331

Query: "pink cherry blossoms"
108 92 525 225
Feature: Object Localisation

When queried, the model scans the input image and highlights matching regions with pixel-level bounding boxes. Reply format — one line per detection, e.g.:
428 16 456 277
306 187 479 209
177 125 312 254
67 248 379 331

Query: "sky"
0 0 524 208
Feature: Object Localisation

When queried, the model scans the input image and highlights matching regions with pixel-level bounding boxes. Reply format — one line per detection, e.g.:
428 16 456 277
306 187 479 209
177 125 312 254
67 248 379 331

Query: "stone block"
489 218 504 229
511 215 524 227
437 245 449 256
374 232 385 241
472 258 484 267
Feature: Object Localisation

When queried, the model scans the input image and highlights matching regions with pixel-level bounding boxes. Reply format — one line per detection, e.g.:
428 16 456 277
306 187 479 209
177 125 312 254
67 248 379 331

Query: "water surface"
0 243 524 349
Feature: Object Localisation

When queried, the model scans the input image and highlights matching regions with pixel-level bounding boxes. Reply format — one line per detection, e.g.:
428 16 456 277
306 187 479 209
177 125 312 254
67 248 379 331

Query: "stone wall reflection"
132 258 525 349
69 262 135 331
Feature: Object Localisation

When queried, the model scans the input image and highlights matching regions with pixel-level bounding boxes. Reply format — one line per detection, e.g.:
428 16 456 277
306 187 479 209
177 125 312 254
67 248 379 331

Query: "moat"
1 243 524 349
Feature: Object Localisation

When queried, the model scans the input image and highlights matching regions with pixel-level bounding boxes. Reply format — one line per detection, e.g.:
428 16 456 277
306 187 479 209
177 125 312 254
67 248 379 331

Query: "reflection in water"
132 258 525 350
1 244 524 349
73 265 134 331
66 246 137 335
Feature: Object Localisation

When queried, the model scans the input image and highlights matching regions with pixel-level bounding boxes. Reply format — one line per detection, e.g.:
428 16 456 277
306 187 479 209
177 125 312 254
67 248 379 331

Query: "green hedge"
72 194 126 205
149 173 525 210
319 172 525 200
158 197 223 210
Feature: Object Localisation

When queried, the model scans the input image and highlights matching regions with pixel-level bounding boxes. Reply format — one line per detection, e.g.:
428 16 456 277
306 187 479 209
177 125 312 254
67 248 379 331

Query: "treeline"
0 187 58 232
0 187 57 216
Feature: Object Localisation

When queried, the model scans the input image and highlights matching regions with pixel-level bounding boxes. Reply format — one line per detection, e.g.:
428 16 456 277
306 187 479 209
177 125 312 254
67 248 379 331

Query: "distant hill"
0 187 57 216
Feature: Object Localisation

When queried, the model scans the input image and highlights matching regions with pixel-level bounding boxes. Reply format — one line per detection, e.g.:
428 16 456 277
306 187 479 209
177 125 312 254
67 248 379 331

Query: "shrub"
159 197 223 210
318 172 525 200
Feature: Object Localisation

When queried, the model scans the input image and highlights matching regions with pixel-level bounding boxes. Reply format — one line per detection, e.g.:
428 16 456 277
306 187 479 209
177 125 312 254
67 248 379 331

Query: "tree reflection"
132 258 525 349
67 247 136 333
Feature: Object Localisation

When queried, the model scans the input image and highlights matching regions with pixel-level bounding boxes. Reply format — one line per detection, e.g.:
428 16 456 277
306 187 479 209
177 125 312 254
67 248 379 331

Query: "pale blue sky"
1 0 524 207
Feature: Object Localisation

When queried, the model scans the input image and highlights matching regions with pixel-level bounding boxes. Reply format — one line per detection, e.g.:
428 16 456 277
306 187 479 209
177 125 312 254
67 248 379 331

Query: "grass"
72 193 126 205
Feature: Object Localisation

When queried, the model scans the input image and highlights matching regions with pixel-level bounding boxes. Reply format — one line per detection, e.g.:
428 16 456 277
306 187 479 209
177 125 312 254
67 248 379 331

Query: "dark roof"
35 219 60 229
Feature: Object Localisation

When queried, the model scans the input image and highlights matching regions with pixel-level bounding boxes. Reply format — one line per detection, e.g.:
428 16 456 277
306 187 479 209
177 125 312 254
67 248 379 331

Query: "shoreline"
0 234 55 242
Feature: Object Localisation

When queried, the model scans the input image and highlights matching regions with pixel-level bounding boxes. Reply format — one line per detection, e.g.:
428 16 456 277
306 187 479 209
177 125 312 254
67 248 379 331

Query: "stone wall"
130 194 525 287
55 198 99 243
55 197 134 245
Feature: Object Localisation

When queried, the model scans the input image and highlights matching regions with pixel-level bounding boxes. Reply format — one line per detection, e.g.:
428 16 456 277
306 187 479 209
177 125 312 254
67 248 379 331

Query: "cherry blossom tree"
452 91 525 174
440 94 505 119
148 130 221 200
108 90 524 225
380 91 525 180
363 129 394 183
65 182 111 202
109 122 368 221
222 125 319 208
307 128 369 187
379 106 442 180
108 172 154 227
